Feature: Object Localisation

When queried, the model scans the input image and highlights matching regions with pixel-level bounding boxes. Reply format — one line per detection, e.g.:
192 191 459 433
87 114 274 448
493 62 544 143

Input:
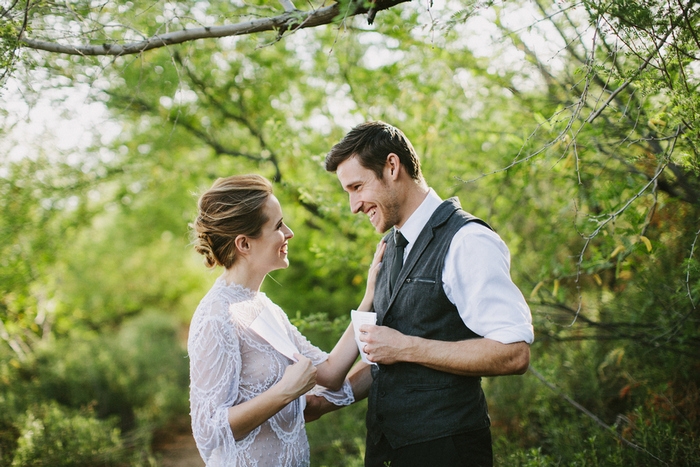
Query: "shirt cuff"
484 324 535 345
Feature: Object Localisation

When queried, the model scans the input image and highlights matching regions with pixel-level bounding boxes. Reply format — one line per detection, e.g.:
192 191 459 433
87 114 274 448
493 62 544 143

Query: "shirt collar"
395 188 442 246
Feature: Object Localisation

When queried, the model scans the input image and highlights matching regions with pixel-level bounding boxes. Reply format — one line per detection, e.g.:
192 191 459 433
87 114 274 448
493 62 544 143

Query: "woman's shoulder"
188 282 247 350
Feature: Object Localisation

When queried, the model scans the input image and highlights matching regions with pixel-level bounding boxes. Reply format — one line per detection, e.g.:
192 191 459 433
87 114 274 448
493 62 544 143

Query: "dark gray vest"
367 198 492 448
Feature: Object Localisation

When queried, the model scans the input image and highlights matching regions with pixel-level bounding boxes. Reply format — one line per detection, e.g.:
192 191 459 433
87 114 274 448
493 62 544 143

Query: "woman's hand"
277 353 317 402
358 240 386 311
228 353 317 440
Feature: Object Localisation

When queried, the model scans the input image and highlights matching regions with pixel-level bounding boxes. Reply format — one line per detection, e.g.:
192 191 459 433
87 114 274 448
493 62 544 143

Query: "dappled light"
1 0 699 465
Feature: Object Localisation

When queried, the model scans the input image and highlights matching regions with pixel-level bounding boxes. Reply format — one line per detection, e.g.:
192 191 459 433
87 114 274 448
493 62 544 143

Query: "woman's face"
248 194 294 274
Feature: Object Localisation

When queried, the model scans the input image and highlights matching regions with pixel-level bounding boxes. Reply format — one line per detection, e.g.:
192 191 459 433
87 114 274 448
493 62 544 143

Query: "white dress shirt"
396 189 534 345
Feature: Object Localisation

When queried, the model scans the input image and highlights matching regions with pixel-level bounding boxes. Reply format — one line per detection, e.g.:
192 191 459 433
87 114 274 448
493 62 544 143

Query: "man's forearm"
404 336 530 376
361 324 530 376
346 361 372 400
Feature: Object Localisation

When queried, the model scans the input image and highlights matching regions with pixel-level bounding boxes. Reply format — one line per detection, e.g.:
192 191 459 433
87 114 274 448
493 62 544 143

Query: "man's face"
336 155 401 233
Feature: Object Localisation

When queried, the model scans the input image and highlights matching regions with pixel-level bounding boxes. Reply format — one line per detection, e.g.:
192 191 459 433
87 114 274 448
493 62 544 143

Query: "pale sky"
0 1 569 169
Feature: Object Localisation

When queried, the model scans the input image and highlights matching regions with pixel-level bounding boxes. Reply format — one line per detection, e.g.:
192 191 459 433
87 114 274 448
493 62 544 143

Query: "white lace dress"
188 277 354 467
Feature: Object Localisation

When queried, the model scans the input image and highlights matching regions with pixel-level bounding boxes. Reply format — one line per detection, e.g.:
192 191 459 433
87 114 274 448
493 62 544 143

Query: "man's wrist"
402 335 421 364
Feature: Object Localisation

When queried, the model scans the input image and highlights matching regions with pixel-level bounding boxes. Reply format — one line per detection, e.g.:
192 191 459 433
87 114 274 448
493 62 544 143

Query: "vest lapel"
384 198 461 309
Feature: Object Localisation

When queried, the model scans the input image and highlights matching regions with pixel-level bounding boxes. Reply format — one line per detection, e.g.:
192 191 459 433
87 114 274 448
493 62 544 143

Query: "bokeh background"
1 0 699 465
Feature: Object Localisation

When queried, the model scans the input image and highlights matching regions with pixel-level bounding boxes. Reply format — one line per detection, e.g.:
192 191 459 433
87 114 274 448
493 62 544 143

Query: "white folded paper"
250 306 299 362
351 310 377 365
249 306 306 410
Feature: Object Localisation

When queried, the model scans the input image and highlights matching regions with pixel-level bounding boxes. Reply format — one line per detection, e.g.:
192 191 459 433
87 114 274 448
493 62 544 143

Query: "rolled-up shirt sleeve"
443 222 534 345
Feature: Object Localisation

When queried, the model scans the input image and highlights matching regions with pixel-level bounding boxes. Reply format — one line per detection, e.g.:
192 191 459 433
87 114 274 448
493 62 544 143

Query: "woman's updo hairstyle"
191 174 273 269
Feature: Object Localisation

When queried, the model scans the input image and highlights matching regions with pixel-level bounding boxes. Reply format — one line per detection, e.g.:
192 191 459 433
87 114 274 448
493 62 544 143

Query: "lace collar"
214 276 260 302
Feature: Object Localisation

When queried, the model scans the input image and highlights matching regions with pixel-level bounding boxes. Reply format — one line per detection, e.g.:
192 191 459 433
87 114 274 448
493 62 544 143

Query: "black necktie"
390 230 409 292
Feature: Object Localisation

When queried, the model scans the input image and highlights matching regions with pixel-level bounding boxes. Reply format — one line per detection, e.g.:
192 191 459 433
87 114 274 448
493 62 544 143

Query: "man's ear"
234 235 250 254
386 153 401 180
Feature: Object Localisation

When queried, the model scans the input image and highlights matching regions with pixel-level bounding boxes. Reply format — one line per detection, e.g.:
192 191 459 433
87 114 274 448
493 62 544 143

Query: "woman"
188 174 383 466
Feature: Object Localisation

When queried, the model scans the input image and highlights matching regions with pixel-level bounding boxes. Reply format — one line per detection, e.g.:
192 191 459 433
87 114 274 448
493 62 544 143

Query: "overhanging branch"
19 0 410 56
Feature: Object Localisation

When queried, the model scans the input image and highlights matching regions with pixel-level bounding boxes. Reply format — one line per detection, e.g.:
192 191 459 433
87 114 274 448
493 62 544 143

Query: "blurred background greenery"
1 0 699 465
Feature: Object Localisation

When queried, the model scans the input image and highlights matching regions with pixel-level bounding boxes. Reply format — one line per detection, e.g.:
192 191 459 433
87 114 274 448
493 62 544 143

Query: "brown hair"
325 121 423 181
191 174 273 269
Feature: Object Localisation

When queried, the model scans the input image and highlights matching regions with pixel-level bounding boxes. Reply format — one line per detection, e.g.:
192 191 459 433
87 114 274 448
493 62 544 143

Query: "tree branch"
586 21 675 124
18 0 410 56
688 227 700 309
172 51 283 182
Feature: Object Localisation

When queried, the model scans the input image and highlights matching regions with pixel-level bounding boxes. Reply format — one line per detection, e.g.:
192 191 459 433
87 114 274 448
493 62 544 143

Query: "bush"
0 416 20 467
0 349 28 466
11 402 125 467
307 400 367 467
0 310 190 464
491 373 700 467
34 310 189 432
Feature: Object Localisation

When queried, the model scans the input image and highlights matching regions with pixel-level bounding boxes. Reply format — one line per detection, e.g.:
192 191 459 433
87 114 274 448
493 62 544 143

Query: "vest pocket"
402 369 454 389
405 277 436 285
405 380 453 391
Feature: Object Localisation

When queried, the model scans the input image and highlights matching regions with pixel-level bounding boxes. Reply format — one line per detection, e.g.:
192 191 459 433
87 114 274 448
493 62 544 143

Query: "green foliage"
0 156 103 359
33 311 189 431
307 401 367 467
494 398 700 466
10 402 125 467
0 0 25 86
0 311 188 463
1 0 699 465
0 370 22 467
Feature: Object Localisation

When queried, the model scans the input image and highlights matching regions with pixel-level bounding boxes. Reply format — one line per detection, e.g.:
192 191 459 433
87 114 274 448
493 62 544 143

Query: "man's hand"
358 324 410 365
304 394 342 423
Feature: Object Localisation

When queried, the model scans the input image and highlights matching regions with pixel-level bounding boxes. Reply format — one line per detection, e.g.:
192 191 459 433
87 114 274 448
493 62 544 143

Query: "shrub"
0 310 190 463
34 310 189 432
11 402 125 467
307 400 367 467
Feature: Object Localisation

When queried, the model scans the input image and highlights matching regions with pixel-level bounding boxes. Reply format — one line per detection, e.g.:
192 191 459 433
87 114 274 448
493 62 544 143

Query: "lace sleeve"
308 380 355 406
188 299 240 465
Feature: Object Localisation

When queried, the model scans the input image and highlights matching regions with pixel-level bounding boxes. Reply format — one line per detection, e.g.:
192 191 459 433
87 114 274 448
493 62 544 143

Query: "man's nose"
350 194 362 214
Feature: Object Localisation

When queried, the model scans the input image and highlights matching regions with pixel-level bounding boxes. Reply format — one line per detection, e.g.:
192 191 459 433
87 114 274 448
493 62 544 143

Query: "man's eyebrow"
344 179 362 190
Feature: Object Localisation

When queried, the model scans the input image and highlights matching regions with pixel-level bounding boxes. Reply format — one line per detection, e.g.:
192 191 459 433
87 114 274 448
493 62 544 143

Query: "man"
309 121 534 467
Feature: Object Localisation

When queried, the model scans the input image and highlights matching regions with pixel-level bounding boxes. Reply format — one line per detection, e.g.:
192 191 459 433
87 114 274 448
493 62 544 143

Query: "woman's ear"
234 235 250 254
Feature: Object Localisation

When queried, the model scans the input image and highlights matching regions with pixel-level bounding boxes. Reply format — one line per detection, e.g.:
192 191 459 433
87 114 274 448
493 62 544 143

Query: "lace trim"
215 276 259 301
309 379 355 406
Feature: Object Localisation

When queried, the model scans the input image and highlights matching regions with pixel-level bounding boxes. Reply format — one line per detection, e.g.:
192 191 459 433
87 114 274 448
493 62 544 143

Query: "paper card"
249 307 311 409
351 310 377 365
250 306 299 362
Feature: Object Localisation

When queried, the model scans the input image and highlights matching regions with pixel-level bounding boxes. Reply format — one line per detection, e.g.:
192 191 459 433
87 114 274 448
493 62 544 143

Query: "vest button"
380 391 386 397
385 316 393 323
